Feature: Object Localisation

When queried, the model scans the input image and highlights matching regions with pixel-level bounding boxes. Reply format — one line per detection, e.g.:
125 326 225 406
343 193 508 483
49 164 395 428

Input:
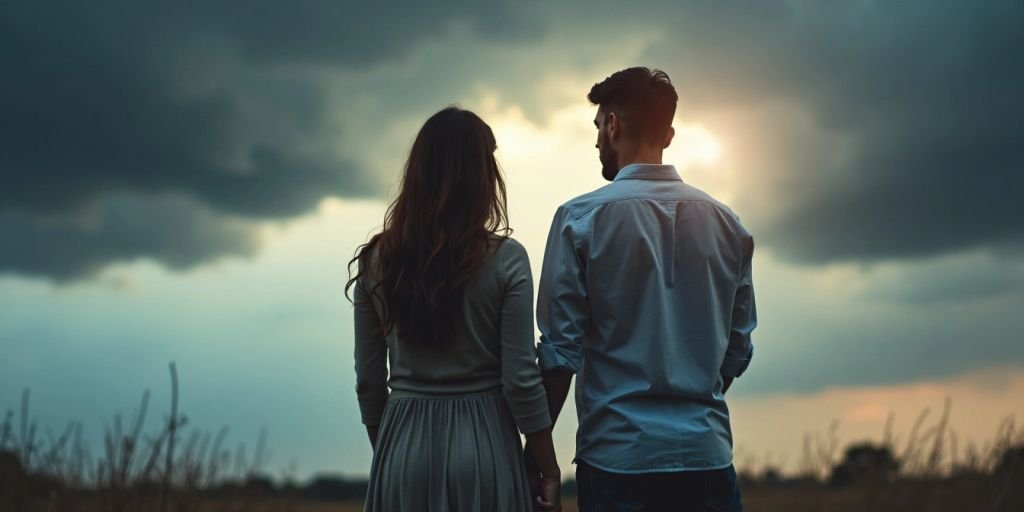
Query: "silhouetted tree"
829 442 899 487
303 475 367 501
995 445 1024 478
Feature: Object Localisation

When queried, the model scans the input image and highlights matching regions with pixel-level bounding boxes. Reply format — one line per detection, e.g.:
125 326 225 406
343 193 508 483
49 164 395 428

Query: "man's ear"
663 126 675 149
608 112 620 142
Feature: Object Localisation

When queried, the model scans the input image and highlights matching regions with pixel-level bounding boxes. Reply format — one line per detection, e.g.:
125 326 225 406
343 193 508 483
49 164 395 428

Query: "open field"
142 482 1024 512
4 368 1022 511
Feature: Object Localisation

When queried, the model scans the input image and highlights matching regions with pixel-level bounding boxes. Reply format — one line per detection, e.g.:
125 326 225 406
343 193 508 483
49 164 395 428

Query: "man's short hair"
588 67 678 145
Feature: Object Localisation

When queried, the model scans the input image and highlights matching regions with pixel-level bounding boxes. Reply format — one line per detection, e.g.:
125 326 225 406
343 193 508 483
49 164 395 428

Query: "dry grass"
4 365 1023 512
736 397 1024 511
1 363 273 512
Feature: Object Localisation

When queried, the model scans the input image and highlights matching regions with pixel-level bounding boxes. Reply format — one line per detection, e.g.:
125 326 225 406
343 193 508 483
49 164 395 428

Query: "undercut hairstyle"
345 107 511 348
588 67 678 145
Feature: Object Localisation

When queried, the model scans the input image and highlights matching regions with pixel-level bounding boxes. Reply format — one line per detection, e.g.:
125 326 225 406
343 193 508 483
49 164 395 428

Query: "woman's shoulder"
485 236 532 283
488 234 528 260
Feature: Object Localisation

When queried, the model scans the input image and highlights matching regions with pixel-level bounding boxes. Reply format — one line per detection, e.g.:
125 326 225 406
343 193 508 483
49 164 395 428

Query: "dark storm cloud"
0 194 257 281
0 1 542 280
872 267 1024 305
736 287 1024 396
182 2 540 67
639 1 1024 263
3 0 1021 282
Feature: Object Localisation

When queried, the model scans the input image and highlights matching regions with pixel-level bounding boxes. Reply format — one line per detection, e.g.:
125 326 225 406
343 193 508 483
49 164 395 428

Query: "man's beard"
600 144 619 181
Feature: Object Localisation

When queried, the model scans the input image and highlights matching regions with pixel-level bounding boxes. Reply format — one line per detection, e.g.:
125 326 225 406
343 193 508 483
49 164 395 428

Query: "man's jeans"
576 461 743 512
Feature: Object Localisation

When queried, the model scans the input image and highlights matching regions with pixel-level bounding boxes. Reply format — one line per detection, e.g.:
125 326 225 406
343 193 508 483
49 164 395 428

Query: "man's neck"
617 146 664 168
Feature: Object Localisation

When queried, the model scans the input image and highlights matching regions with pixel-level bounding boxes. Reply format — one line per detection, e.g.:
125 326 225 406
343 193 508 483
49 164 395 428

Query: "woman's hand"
525 427 561 510
366 425 379 450
534 471 562 511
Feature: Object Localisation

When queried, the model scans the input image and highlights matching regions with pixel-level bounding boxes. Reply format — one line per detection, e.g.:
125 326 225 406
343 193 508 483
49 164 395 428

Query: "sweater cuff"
515 407 553 435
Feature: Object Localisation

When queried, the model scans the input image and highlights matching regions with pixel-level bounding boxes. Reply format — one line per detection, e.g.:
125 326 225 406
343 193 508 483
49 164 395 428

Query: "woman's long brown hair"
345 107 511 347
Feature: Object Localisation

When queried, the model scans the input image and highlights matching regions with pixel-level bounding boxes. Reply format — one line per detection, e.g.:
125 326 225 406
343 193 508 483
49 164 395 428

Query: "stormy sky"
2 1 1023 478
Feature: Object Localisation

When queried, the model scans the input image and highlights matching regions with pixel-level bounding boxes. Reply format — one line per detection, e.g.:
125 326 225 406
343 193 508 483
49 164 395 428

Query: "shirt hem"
575 455 733 474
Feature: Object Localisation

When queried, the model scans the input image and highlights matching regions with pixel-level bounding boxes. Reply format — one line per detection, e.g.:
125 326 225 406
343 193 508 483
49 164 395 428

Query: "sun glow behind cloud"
479 98 736 255
666 122 723 168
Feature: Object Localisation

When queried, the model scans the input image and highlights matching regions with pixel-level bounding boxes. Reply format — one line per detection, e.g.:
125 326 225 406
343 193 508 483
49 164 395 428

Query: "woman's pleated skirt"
363 388 533 512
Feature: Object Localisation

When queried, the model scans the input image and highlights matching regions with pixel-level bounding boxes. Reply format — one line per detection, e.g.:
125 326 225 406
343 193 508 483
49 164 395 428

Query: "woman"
347 107 561 511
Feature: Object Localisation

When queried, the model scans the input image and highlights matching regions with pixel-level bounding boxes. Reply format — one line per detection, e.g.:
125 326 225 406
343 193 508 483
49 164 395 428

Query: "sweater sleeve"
353 266 389 426
498 239 553 434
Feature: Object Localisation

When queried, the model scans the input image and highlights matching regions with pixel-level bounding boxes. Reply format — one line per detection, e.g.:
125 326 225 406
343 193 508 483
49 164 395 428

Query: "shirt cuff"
720 345 753 378
537 343 582 374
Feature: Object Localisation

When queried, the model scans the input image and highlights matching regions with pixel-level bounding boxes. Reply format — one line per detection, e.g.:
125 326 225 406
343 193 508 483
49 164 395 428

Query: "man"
531 67 756 511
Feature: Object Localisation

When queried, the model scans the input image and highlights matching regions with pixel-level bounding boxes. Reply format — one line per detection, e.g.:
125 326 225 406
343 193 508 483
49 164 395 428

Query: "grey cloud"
637 1 1024 264
0 1 543 280
0 194 258 282
4 0 1021 281
184 2 542 67
862 252 1024 304
874 271 1024 305
736 293 1024 396
341 0 1024 266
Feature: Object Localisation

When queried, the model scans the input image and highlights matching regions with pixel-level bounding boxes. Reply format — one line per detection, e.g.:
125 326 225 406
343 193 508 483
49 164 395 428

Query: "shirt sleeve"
353 264 389 426
537 206 588 375
721 234 756 378
498 240 553 434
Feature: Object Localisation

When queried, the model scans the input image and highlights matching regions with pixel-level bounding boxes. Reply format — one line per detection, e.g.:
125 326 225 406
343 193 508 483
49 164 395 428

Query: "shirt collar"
613 163 682 182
